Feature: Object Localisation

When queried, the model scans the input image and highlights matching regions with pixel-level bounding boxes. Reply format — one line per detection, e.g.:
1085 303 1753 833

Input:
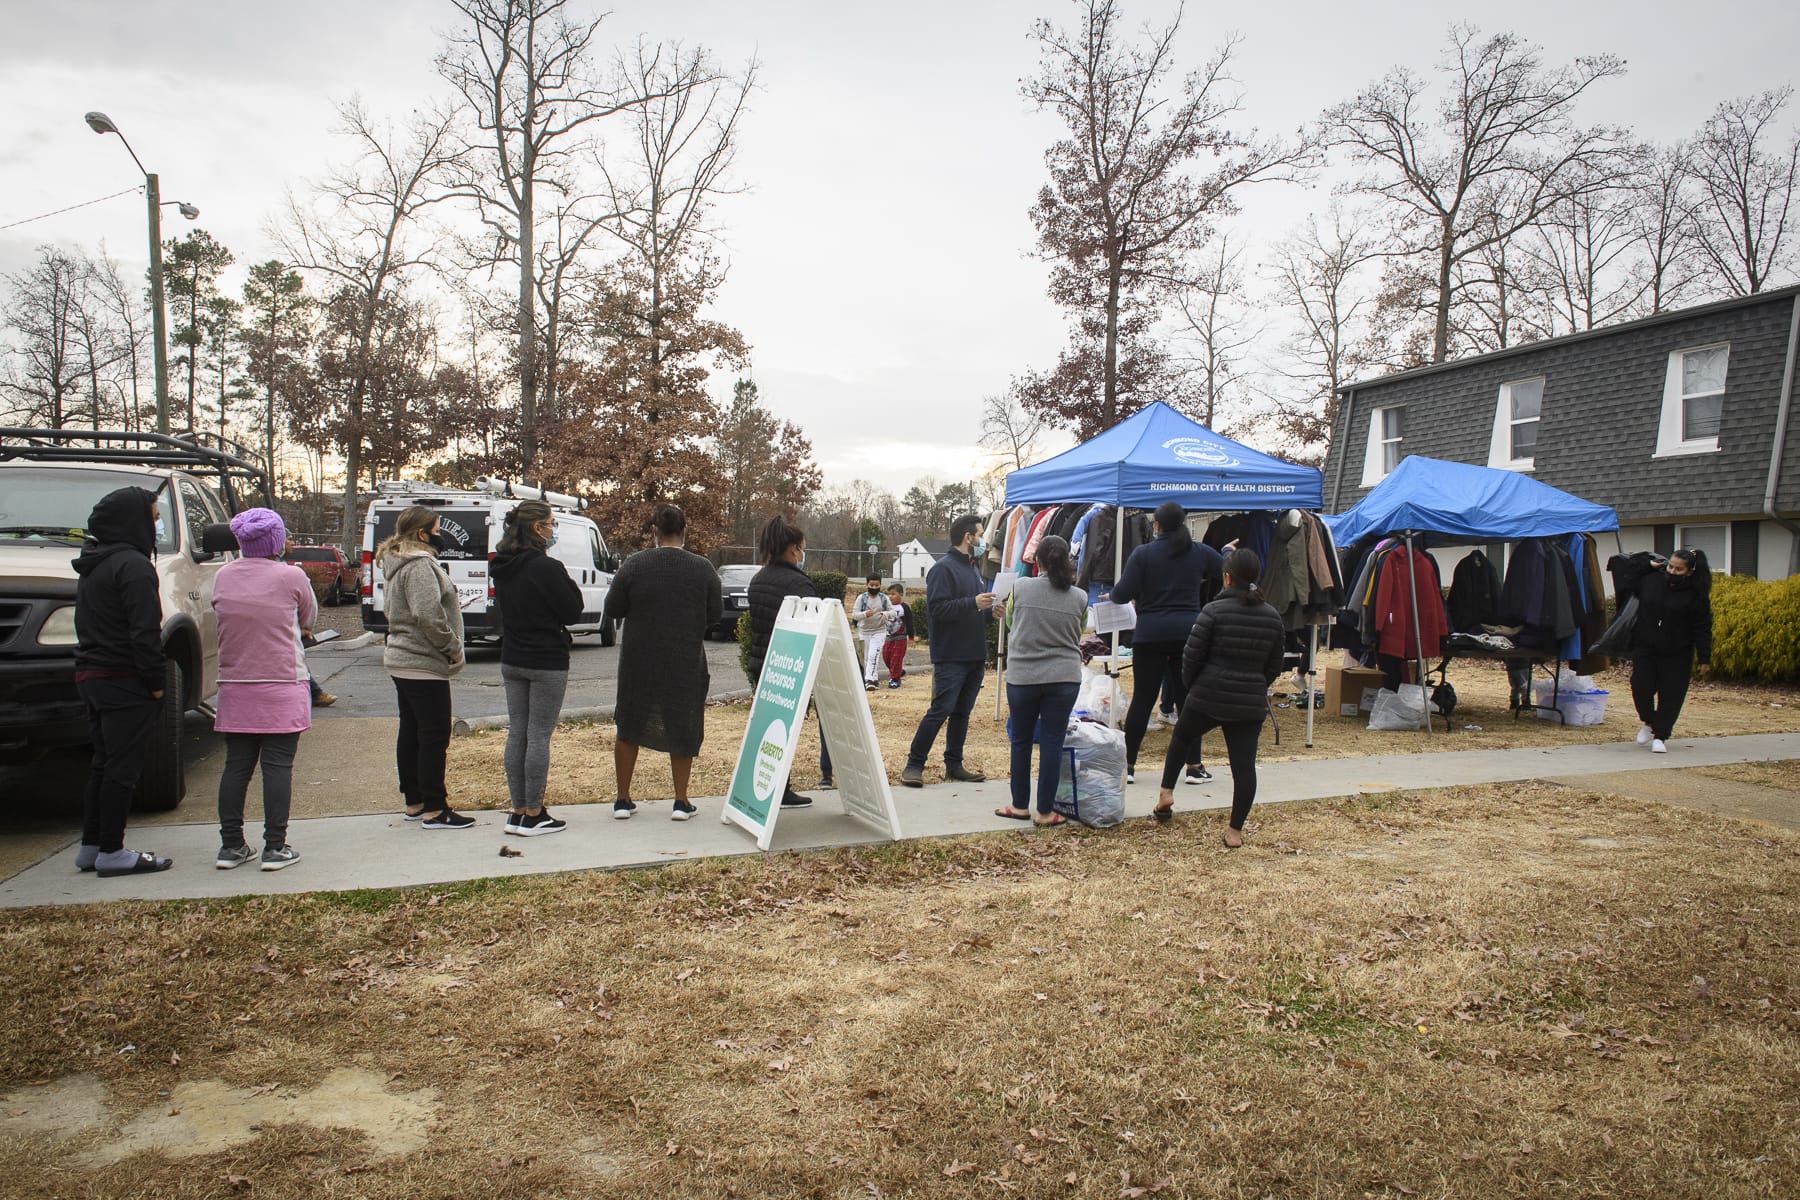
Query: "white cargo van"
359 478 617 645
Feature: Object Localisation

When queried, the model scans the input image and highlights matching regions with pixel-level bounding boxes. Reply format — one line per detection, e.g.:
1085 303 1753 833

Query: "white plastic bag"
1073 672 1123 724
1367 684 1438 731
1556 668 1596 692
1052 720 1127 827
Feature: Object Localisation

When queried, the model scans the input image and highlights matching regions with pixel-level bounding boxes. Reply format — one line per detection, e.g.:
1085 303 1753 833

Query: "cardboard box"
1324 666 1386 718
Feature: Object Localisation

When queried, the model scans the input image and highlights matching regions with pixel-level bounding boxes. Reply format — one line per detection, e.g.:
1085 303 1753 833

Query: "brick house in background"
1321 284 1800 581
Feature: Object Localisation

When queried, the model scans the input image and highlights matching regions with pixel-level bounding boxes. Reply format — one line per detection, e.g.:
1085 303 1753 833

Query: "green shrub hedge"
1709 574 1800 683
808 570 848 607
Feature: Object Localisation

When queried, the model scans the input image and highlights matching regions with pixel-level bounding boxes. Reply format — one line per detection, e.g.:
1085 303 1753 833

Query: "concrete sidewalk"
4 731 1795 908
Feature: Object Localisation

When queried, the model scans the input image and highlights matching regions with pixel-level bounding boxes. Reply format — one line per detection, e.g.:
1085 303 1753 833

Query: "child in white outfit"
851 574 891 690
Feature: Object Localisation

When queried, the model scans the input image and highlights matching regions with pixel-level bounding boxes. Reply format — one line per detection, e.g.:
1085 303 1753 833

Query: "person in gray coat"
378 505 470 829
996 536 1088 826
602 505 723 821
1156 548 1284 847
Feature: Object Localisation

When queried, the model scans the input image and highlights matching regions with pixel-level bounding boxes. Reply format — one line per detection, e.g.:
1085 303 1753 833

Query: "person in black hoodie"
1630 548 1713 754
71 486 174 876
746 514 826 808
491 501 585 834
1155 548 1285 848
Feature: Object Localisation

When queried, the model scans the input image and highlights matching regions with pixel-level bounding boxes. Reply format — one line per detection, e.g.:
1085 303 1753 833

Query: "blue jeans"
1006 681 1080 814
906 660 985 770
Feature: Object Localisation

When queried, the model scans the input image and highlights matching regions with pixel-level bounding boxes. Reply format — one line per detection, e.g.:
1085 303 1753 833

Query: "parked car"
712 564 759 639
0 427 266 811
284 544 359 606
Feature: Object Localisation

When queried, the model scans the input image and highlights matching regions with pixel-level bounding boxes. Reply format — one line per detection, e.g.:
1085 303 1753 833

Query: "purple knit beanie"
229 507 288 558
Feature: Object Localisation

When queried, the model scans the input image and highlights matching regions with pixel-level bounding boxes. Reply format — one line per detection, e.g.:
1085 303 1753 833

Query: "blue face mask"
797 552 806 569
154 518 166 544
546 531 559 547
970 537 986 557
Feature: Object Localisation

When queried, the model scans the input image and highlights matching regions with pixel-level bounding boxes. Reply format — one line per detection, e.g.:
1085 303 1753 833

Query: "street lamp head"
175 202 199 220
84 111 120 135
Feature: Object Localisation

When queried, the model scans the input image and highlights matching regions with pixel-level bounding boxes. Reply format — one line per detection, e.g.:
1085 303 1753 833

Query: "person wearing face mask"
747 514 830 806
900 512 998 788
377 504 471 828
851 573 892 691
70 486 174 876
491 500 583 835
601 504 723 820
1629 548 1713 754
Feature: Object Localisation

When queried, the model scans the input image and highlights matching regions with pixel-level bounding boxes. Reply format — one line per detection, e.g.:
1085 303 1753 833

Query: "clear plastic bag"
1052 720 1127 827
1367 684 1437 731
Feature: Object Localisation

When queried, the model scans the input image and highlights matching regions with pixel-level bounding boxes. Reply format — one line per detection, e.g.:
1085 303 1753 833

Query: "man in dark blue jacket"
901 513 996 787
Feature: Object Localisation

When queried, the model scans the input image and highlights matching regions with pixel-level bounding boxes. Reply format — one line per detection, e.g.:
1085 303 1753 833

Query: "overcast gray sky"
2 0 1796 494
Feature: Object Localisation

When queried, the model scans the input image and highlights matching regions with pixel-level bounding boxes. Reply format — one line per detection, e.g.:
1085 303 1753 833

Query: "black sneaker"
1185 765 1211 785
260 845 301 871
865 680 878 691
515 810 567 836
818 776 835 789
780 789 813 809
671 799 698 821
421 809 476 829
887 679 901 689
503 810 524 834
613 799 637 820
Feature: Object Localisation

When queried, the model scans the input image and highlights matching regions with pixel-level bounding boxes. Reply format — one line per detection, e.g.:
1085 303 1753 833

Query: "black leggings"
1161 709 1262 830
1123 640 1200 770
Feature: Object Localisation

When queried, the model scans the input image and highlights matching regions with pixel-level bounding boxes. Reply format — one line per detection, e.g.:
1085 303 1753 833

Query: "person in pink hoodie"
211 507 317 871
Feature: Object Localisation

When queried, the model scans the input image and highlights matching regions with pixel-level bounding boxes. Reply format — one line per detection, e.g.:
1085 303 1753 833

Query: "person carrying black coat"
492 500 585 835
1155 548 1285 848
746 515 829 806
1630 548 1713 753
71 486 173 877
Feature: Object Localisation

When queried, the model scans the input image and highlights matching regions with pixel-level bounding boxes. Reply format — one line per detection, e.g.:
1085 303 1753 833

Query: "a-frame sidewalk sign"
723 596 904 851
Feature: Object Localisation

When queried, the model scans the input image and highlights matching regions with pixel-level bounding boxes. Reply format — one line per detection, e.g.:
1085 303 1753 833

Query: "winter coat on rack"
1374 544 1448 660
1447 550 1502 632
1260 509 1312 622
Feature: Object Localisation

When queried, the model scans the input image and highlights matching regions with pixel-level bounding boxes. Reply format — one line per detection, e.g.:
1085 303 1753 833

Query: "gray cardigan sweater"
1006 576 1087 685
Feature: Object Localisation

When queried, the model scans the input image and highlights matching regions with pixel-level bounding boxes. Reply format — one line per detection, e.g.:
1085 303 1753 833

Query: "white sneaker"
1651 739 1668 754
1636 725 1654 745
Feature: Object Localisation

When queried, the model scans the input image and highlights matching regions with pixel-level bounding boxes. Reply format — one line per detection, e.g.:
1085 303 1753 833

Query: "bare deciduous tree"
1323 25 1628 362
1173 232 1257 427
1520 163 1650 335
0 247 85 427
978 388 1047 474
276 99 459 552
1264 205 1384 462
1689 87 1800 296
1630 144 1706 314
1021 0 1312 436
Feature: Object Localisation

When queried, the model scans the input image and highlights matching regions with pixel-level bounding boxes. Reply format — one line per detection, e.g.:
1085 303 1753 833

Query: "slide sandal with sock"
96 851 172 877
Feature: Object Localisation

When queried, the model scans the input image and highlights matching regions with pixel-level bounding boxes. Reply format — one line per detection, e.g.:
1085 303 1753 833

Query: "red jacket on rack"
1375 546 1448 660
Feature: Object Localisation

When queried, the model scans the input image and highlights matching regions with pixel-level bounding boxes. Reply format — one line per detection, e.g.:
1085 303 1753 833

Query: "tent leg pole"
1305 623 1317 748
1404 533 1430 735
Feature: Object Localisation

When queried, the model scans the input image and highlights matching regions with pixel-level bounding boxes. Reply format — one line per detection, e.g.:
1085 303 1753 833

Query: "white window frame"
1653 343 1728 458
1487 376 1543 471
1360 404 1405 486
1674 523 1731 573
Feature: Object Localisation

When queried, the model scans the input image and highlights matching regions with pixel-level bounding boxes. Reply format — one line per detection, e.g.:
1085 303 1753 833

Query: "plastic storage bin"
1532 681 1609 726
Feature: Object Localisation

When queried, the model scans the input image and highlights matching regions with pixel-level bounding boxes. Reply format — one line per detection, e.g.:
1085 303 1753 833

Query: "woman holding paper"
996 535 1087 827
1110 501 1222 783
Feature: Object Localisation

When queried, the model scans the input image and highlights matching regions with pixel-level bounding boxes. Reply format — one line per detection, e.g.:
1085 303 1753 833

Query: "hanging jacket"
1374 545 1448 660
1447 550 1502 632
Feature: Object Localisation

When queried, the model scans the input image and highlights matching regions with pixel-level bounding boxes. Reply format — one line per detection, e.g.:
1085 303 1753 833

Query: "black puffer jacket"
1632 570 1713 664
72 486 167 694
1181 588 1286 723
746 560 818 680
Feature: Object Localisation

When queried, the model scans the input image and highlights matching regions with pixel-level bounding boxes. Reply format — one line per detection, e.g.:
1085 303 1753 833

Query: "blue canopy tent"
1320 456 1620 734
1005 401 1323 510
1002 402 1328 741
1321 455 1618 549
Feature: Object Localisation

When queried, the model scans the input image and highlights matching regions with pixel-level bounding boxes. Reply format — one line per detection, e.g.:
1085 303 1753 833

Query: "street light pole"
144 171 170 435
85 112 196 438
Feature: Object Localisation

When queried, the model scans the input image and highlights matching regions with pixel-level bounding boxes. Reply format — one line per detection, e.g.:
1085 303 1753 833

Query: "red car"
284 545 360 606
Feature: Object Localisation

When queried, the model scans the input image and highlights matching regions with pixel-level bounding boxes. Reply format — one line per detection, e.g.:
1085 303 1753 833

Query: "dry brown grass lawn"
1 782 1796 1198
444 658 1800 809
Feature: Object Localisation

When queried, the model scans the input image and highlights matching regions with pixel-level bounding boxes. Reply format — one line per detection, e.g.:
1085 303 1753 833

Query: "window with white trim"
1675 523 1730 573
1487 377 1543 469
1360 404 1406 485
1654 343 1728 457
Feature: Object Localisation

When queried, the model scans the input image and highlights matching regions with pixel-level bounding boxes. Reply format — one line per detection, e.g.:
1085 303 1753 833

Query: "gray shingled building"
1321 285 1800 581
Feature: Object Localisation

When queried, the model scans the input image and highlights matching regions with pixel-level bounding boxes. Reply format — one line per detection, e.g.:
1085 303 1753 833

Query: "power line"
0 186 143 233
